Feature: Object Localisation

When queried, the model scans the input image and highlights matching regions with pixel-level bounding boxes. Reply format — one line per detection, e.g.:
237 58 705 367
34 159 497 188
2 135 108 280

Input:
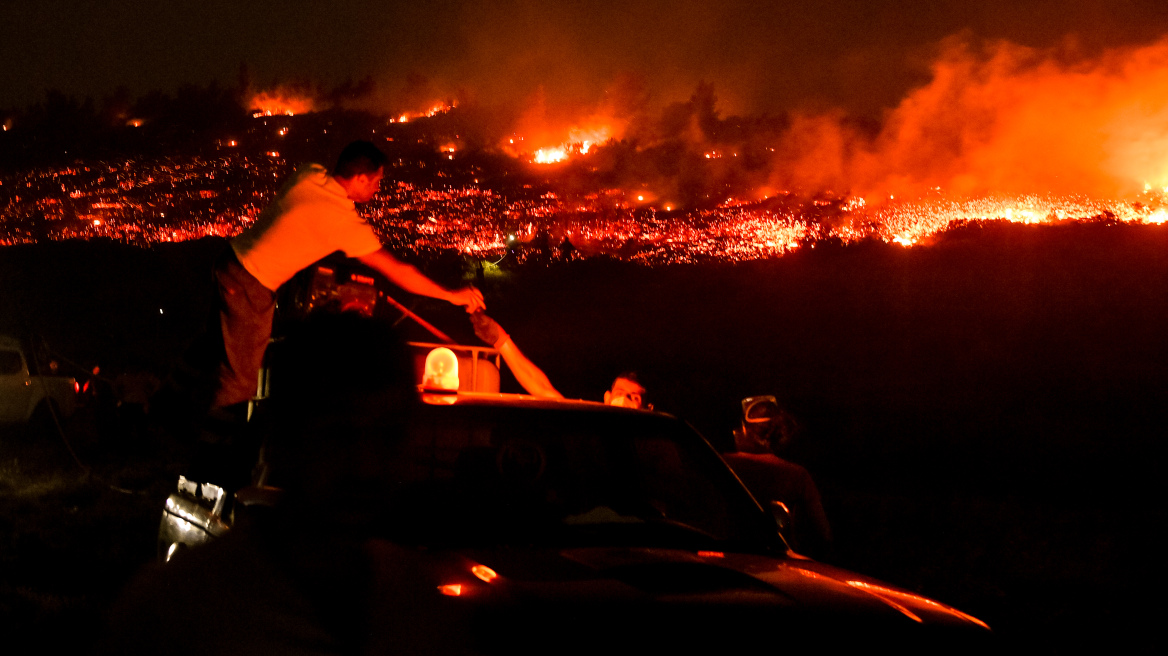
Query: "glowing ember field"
3 150 1167 264
8 34 1168 263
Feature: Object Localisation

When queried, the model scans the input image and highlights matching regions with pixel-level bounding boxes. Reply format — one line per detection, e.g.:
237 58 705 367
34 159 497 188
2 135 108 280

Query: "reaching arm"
471 311 563 399
359 248 485 312
497 337 564 399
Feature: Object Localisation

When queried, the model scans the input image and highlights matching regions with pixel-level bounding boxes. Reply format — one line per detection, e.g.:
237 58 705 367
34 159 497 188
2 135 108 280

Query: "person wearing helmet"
721 396 832 558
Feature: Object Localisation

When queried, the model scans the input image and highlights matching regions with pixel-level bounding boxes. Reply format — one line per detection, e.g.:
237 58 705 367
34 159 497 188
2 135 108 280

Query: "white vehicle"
0 335 77 425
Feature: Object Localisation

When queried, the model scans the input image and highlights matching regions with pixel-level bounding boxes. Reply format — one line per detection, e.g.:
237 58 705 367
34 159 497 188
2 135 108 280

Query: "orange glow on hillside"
525 125 613 164
14 39 1168 265
506 85 625 164
533 146 569 163
249 90 314 117
389 102 457 124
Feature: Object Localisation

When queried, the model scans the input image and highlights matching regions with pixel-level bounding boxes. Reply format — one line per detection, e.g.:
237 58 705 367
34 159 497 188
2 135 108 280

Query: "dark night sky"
5 1 1168 117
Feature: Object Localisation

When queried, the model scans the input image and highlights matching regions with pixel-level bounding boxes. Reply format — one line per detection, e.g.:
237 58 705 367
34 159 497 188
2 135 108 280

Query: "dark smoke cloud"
774 34 1168 200
7 1 1168 118
7 2 1168 205
493 33 1168 205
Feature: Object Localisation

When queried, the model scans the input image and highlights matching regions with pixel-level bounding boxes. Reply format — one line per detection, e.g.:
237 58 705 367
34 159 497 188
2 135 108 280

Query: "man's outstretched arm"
471 312 563 399
497 338 564 399
359 248 485 312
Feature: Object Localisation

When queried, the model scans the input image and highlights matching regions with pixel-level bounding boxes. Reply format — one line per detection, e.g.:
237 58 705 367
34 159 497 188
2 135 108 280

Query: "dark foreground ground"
2 221 1166 651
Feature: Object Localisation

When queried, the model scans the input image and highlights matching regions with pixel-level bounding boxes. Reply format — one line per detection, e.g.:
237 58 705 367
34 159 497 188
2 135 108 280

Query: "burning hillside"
249 90 314 118
492 35 1168 204
5 35 1168 262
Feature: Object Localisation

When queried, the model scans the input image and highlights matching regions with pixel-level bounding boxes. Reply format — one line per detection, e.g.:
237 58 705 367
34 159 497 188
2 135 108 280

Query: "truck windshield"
384 405 776 552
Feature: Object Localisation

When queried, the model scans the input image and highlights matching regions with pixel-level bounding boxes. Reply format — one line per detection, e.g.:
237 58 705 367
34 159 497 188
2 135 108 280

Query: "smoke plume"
777 35 1168 200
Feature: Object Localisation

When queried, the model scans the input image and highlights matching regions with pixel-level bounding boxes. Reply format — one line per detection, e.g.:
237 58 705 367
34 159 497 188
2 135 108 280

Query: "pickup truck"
156 387 991 651
155 336 991 650
0 335 77 425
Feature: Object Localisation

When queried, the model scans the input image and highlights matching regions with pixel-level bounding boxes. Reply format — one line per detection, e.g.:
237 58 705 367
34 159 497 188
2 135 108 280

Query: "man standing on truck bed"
212 140 485 408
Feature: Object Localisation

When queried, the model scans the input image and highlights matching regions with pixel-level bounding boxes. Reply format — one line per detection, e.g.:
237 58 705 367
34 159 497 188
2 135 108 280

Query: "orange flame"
506 86 626 164
524 125 613 164
389 101 457 124
533 146 569 163
249 91 314 117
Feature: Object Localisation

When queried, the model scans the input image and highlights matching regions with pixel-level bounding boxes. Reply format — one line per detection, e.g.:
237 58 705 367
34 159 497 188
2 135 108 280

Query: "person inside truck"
210 140 485 411
603 371 649 410
470 311 651 409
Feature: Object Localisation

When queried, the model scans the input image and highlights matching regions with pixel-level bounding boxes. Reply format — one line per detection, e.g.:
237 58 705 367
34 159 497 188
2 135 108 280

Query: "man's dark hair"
333 140 388 179
611 371 643 388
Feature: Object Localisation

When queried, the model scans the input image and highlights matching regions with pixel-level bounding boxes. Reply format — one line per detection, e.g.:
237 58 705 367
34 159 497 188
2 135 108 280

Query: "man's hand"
450 286 486 313
471 310 508 348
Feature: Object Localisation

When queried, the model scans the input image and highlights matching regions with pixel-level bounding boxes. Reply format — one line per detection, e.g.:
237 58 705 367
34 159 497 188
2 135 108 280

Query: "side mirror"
235 485 284 508
768 500 791 532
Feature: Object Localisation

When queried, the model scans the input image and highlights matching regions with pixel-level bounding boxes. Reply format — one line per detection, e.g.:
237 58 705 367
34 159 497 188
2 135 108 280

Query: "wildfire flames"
774 35 1168 202
476 34 1168 256
249 90 315 117
390 102 457 124
528 125 613 163
8 35 1168 263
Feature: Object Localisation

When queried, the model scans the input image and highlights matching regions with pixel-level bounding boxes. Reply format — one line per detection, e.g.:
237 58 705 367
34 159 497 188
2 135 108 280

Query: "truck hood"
364 541 990 653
